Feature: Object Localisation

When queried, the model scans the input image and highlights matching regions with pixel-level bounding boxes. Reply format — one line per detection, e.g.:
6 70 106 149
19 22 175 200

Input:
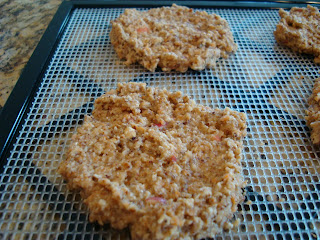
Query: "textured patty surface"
306 78 320 145
274 5 320 64
58 82 247 240
110 4 237 72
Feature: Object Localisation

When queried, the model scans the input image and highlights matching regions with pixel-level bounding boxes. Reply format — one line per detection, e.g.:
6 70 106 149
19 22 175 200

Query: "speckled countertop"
0 0 63 111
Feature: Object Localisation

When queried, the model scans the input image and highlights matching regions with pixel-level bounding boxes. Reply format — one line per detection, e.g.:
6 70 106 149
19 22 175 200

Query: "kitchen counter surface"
0 0 63 112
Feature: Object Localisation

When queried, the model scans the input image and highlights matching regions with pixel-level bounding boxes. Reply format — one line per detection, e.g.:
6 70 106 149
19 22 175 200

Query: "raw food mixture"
110 4 238 72
59 82 247 240
274 5 320 64
306 77 320 145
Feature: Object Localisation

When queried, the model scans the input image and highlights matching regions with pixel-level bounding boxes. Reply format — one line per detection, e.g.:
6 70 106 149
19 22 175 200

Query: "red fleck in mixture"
58 82 247 240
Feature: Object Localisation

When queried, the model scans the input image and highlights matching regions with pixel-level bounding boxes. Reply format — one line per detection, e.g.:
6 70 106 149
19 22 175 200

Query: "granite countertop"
0 0 63 112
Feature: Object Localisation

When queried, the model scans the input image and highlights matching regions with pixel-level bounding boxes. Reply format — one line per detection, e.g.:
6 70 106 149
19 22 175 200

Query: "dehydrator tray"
1 1 320 239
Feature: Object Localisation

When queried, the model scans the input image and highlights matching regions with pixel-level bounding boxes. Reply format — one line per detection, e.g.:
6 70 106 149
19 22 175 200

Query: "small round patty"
274 5 320 64
110 4 238 72
58 82 247 240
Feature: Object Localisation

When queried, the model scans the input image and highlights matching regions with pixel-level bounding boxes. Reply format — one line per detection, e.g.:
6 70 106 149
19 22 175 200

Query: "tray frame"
0 0 71 165
0 0 320 165
1 0 320 166
0 1 320 239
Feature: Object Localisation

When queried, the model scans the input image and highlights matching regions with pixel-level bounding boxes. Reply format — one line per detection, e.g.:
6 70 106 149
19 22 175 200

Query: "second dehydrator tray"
0 1 319 239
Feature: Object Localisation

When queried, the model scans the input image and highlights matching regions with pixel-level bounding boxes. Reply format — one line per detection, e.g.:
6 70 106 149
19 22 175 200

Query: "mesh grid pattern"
1 7 320 240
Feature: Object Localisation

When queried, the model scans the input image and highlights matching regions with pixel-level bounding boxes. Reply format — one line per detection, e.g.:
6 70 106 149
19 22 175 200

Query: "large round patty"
58 82 247 240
